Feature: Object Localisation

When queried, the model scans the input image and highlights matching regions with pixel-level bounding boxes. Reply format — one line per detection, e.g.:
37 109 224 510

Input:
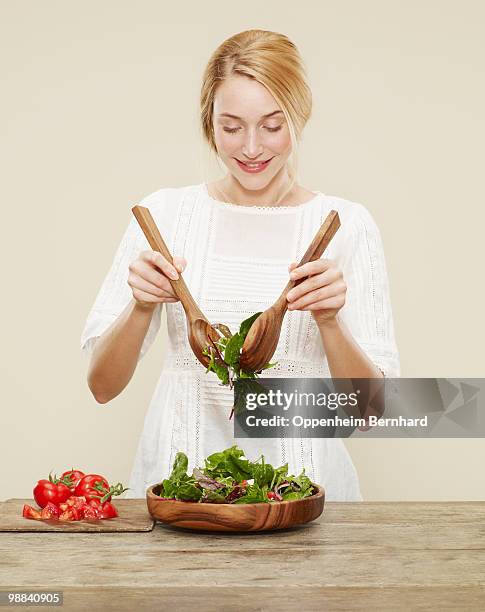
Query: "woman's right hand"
128 251 187 309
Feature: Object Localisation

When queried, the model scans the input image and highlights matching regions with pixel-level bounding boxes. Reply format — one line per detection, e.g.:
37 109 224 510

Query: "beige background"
1 1 484 501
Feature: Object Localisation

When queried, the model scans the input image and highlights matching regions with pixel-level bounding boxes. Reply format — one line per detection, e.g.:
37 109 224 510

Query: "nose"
242 128 264 159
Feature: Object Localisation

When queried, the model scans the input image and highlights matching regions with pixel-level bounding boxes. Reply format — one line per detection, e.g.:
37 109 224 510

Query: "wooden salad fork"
132 205 221 368
239 210 341 373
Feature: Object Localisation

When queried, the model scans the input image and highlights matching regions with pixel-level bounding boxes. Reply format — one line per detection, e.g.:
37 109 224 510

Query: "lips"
235 157 273 174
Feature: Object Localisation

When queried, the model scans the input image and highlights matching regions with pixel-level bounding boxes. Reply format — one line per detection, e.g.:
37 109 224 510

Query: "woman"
81 29 400 501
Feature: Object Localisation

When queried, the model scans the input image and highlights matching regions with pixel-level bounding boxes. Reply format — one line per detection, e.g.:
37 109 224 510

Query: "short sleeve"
337 204 400 377
80 213 163 363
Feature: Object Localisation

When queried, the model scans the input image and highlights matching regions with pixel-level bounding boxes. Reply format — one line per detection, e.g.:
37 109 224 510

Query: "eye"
264 125 283 133
223 127 242 134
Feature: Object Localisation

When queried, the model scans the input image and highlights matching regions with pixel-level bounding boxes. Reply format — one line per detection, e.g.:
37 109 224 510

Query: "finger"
289 259 333 280
132 288 159 303
287 268 341 303
131 260 171 290
129 274 165 297
132 288 177 304
142 251 179 279
288 283 344 310
173 256 187 273
302 295 346 311
288 261 298 272
128 274 179 302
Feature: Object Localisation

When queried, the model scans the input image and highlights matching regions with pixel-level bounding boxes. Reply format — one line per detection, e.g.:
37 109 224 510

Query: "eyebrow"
217 110 284 120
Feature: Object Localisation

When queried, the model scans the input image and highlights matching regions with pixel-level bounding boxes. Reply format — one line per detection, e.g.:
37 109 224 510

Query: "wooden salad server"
239 210 341 373
132 205 221 368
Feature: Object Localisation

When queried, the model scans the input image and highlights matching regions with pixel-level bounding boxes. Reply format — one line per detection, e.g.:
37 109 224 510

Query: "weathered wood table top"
1 501 484 611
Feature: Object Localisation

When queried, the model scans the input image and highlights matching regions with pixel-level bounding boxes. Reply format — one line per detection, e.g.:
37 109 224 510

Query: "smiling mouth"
235 157 274 172
234 157 273 168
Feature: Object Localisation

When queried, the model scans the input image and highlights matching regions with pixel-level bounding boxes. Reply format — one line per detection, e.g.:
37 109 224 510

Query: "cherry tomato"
99 502 118 519
33 478 71 508
23 504 41 520
60 470 85 491
40 502 60 520
23 487 121 522
59 510 75 521
66 496 87 509
69 506 81 521
266 491 283 501
83 504 101 520
74 475 110 502
74 474 127 503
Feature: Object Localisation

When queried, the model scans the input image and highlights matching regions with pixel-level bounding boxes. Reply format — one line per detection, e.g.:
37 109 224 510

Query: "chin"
238 176 272 191
235 169 280 191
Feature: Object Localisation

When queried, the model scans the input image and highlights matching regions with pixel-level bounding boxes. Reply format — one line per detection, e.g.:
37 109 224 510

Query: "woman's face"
212 75 292 189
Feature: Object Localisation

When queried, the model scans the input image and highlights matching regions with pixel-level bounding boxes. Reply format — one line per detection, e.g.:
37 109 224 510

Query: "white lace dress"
80 183 400 501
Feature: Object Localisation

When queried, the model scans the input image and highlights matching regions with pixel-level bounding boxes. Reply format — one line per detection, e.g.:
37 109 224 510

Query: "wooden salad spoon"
132 205 221 368
239 210 341 373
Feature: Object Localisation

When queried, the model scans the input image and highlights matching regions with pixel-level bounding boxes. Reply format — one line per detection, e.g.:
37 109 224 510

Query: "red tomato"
83 504 101 519
22 493 118 522
63 495 91 520
58 510 74 521
266 491 282 501
23 504 41 520
40 502 60 519
66 496 87 509
33 478 71 508
69 506 82 521
99 502 118 519
60 470 85 491
74 474 110 502
74 474 127 503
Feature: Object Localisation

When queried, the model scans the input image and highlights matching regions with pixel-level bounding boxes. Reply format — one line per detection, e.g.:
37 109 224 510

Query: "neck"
217 167 294 207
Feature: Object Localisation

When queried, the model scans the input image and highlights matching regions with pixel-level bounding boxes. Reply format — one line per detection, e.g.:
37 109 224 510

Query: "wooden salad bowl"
146 483 325 532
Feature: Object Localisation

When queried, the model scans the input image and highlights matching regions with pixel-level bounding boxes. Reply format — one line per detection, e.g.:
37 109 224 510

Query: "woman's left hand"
286 259 347 326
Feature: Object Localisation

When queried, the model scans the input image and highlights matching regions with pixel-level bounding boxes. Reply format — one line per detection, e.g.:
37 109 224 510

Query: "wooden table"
1 501 484 611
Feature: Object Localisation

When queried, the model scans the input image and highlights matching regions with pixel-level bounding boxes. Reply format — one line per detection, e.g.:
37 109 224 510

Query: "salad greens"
158 445 315 504
202 313 277 388
202 313 277 419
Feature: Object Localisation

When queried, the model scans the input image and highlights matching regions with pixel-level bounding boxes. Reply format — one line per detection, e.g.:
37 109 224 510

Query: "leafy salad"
158 445 316 504
202 313 277 419
202 313 277 388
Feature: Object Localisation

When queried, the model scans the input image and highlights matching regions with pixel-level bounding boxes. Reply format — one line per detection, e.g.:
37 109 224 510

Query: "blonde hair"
200 29 312 204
